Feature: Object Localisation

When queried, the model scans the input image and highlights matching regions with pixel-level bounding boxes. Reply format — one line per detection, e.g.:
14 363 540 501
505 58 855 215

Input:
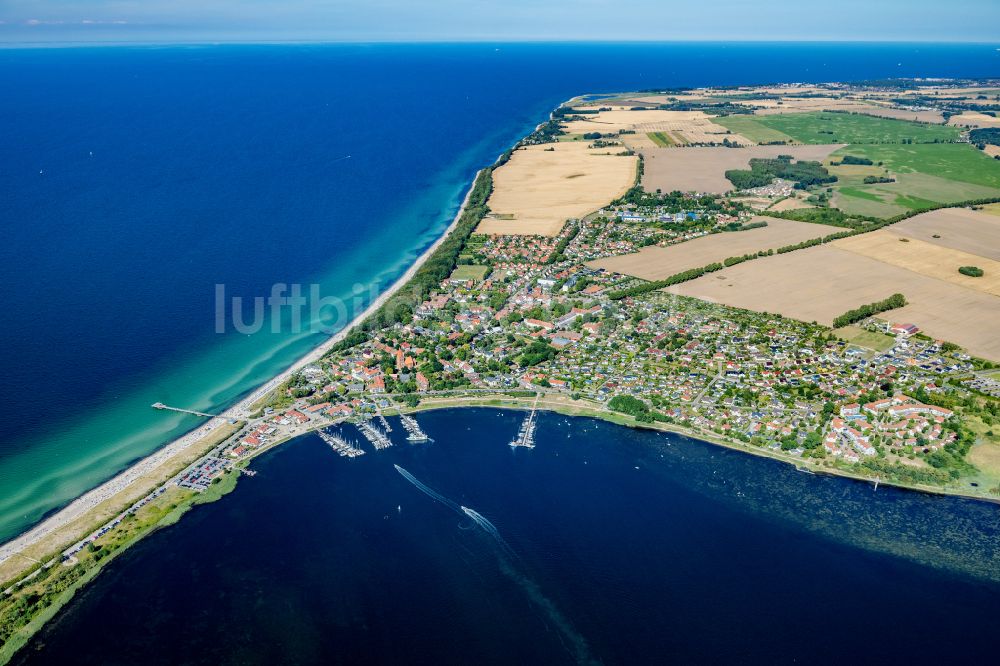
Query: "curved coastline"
0 166 489 570
400 396 1000 504
5 84 998 572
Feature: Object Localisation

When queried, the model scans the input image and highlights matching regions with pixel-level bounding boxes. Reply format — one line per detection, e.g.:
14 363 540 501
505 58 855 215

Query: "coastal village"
220 211 979 475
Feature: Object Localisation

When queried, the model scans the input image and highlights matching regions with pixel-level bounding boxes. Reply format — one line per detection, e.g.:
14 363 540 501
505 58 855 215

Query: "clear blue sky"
1 0 998 44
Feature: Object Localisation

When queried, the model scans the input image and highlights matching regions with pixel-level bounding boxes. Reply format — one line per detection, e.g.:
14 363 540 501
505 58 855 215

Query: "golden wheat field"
767 196 816 212
476 142 637 236
832 231 1000 296
949 111 1000 128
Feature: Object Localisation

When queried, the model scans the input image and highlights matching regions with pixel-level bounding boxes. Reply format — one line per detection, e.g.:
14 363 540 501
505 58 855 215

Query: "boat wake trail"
461 505 516 559
394 464 460 511
393 465 600 665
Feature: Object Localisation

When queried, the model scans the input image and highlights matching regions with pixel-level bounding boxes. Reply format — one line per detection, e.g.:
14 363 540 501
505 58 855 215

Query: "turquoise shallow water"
2 42 998 543
13 409 1000 665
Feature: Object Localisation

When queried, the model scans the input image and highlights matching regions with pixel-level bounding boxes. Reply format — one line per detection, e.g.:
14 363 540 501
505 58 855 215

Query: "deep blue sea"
1 42 999 542
13 409 1000 665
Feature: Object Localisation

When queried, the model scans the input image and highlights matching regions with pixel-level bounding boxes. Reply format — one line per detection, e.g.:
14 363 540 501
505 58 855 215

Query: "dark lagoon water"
2 42 1000 543
16 409 1000 665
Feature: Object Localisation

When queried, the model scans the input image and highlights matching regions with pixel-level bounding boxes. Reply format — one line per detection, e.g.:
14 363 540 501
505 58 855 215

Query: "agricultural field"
713 111 960 145
835 106 945 124
834 143 1000 190
890 207 1000 261
647 131 679 147
743 98 943 123
767 196 815 212
705 115 796 144
668 242 1000 361
561 109 752 145
640 144 843 194
833 173 1000 218
588 217 835 279
828 143 1000 217
949 111 1000 128
747 97 873 115
477 141 637 236
832 230 1000 296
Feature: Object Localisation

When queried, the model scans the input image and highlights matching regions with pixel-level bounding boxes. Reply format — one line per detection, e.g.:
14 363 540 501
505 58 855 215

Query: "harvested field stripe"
647 132 675 147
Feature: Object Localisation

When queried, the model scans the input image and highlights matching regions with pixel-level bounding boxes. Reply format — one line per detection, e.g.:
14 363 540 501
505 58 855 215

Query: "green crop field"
827 143 1000 217
834 326 896 352
710 115 797 144
450 264 491 281
833 190 906 217
647 131 676 147
716 112 960 145
833 143 1000 189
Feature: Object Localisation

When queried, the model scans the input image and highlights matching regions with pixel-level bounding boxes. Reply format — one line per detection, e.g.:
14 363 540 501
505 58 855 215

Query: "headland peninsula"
3 77 1000 661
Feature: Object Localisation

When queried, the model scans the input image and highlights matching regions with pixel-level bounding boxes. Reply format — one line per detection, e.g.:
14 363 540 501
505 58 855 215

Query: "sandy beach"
0 168 487 571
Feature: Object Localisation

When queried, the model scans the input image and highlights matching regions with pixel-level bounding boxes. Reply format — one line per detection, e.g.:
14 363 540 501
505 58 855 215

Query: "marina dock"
399 414 430 442
319 429 365 458
510 397 538 448
356 419 393 450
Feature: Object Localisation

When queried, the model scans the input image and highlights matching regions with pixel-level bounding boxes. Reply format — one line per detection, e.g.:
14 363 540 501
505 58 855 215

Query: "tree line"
608 262 725 300
546 222 581 265
970 127 1000 148
832 293 906 328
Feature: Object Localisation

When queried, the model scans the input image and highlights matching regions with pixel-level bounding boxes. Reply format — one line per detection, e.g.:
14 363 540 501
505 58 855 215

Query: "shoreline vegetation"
4 80 1000 659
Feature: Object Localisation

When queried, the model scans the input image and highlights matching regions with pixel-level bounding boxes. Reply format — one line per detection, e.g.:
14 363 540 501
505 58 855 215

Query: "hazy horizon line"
2 37 1000 49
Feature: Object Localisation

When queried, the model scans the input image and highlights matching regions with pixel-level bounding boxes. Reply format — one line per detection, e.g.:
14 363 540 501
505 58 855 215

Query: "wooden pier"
151 402 220 418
